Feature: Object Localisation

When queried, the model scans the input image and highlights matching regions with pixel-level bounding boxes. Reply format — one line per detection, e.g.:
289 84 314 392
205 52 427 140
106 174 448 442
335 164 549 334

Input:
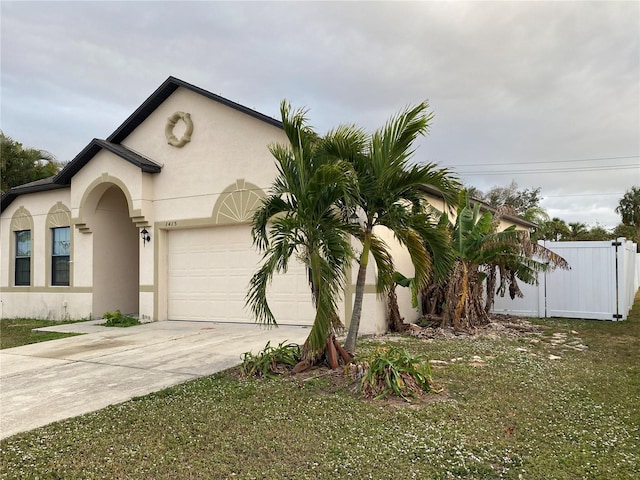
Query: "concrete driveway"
0 320 309 440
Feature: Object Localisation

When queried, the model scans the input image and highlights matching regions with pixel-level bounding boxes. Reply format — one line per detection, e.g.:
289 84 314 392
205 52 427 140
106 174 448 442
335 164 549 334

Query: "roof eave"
417 184 537 229
107 76 283 145
1 182 68 213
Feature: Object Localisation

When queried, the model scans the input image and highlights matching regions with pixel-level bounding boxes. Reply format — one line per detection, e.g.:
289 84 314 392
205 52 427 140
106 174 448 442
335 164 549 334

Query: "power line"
447 155 640 168
542 192 625 198
457 164 639 175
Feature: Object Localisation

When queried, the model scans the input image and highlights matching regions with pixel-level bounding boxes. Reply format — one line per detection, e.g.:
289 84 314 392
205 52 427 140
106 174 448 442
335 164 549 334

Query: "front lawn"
1 294 638 479
0 318 81 350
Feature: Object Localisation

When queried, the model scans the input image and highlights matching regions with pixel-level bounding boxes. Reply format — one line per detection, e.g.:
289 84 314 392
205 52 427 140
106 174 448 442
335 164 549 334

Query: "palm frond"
367 233 395 295
531 243 571 270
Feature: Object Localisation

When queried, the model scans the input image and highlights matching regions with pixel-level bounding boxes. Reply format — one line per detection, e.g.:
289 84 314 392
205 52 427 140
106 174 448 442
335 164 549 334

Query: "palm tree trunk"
300 250 332 365
344 232 371 353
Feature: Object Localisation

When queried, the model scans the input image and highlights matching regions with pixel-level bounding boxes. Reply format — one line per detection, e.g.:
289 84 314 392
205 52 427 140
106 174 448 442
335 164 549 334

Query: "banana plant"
443 190 568 330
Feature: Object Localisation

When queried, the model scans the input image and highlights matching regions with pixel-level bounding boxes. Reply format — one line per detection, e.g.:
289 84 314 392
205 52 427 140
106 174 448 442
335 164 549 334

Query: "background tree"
567 222 589 240
473 180 542 217
612 223 638 244
615 187 640 241
343 103 459 353
464 184 484 202
533 217 570 241
584 225 613 241
521 205 550 226
247 101 362 368
1 132 63 194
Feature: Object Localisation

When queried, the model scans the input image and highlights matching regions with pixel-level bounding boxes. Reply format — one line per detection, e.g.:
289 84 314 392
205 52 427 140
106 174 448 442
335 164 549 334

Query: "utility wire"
446 155 639 168
457 164 638 175
542 192 625 198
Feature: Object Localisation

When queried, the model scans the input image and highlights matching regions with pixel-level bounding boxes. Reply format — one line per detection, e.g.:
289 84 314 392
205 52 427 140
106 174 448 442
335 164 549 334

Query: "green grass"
1 294 639 479
0 318 81 350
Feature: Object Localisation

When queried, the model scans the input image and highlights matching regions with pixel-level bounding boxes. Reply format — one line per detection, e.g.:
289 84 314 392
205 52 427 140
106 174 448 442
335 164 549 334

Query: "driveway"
0 320 309 440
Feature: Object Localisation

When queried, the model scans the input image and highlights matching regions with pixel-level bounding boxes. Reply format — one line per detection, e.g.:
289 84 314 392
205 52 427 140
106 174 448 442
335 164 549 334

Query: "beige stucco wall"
0 189 95 319
70 150 151 229
374 226 421 328
121 87 285 222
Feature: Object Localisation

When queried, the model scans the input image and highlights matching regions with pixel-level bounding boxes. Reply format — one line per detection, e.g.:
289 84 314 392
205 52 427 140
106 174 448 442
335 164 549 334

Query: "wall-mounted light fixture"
140 228 151 247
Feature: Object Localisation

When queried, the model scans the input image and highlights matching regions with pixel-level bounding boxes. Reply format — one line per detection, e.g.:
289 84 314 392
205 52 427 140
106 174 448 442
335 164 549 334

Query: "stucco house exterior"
0 77 534 334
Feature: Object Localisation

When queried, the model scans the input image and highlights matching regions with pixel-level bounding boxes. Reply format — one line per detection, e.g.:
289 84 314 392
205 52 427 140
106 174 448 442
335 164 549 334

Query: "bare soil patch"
406 313 545 341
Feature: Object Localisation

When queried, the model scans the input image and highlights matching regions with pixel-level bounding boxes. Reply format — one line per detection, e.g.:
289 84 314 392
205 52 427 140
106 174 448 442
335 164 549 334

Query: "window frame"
14 229 31 286
51 226 71 286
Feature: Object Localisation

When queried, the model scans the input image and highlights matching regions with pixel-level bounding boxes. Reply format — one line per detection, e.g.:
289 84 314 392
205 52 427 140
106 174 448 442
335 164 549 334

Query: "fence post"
538 239 547 318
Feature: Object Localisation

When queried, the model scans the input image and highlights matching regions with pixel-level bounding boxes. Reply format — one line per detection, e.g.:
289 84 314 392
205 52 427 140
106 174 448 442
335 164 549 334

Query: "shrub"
241 341 301 378
359 346 439 400
102 310 140 328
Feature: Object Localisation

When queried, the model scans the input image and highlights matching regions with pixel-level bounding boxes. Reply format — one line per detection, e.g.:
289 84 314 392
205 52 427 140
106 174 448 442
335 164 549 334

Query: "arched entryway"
90 185 139 317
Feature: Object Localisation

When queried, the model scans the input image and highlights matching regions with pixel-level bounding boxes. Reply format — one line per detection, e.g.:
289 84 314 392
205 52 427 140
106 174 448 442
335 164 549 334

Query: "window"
15 230 31 286
52 227 70 286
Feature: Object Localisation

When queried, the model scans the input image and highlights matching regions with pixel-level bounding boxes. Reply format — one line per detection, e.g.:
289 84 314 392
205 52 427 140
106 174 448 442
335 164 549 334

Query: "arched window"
10 207 34 286
46 202 72 286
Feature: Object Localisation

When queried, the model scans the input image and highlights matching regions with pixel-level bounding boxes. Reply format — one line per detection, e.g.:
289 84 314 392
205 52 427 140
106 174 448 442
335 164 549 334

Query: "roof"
1 139 161 211
107 76 282 143
1 76 283 212
54 139 162 185
417 184 537 229
0 176 68 209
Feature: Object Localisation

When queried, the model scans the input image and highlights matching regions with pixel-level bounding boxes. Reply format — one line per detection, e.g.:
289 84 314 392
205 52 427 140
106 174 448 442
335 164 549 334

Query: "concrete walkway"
0 320 309 440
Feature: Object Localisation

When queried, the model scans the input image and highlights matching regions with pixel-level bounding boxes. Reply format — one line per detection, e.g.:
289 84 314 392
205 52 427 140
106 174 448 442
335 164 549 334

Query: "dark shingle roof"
1 76 281 212
54 139 162 184
1 176 67 211
107 76 282 144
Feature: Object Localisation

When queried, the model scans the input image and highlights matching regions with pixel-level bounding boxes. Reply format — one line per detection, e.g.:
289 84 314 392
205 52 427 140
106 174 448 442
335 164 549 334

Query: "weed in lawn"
241 340 300 378
101 310 140 328
358 345 439 400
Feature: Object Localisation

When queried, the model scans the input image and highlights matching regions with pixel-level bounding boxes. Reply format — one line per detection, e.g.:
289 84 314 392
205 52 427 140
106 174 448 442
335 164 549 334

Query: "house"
0 77 535 333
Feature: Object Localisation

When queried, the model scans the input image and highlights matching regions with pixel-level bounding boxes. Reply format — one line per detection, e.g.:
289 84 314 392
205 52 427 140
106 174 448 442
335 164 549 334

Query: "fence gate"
492 238 638 321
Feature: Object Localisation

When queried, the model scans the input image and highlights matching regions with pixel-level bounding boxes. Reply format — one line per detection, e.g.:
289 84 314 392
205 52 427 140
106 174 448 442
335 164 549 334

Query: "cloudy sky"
1 1 638 229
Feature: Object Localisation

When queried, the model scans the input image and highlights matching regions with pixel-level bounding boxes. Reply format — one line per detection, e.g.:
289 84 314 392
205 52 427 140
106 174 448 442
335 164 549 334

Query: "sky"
1 1 639 230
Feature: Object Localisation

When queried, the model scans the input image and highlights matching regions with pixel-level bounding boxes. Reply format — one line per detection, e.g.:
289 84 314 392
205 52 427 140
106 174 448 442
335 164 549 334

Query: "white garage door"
167 225 315 325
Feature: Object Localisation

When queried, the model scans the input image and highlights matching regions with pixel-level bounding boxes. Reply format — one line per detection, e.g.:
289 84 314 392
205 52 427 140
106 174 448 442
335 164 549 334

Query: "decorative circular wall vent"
165 111 193 147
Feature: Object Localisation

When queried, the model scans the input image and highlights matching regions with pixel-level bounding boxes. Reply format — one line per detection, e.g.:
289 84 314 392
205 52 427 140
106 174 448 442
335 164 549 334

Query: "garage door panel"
167 226 314 325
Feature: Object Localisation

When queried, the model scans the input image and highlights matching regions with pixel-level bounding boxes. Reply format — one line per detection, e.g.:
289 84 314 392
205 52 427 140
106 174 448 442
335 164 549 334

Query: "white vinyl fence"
492 238 638 321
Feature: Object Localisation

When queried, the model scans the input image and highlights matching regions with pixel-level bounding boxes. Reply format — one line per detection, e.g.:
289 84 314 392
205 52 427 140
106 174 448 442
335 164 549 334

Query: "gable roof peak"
107 76 283 144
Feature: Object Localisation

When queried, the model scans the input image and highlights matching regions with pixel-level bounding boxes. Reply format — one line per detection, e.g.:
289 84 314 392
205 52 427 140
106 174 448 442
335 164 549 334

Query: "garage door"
167 225 315 325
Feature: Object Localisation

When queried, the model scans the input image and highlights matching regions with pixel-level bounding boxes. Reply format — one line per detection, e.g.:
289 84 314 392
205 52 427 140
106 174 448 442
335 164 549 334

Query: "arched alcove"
90 185 139 317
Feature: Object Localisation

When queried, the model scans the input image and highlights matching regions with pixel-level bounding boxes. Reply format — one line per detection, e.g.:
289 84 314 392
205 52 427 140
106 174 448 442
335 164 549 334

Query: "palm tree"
247 101 363 366
615 187 640 240
567 222 589 240
522 206 549 226
533 217 570 241
444 191 568 330
343 103 460 353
